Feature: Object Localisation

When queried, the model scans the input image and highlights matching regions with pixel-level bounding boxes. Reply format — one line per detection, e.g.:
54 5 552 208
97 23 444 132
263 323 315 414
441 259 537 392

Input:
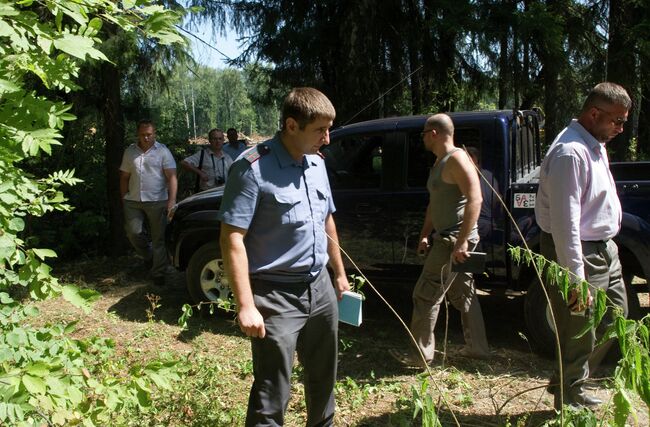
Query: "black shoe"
576 394 602 406
153 276 165 287
553 391 602 410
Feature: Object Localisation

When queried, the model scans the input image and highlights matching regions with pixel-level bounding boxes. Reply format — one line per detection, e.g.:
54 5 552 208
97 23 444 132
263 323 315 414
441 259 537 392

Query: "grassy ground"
34 256 649 426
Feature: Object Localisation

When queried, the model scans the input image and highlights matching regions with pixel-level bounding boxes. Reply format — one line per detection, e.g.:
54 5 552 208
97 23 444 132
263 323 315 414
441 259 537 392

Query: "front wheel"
186 242 232 305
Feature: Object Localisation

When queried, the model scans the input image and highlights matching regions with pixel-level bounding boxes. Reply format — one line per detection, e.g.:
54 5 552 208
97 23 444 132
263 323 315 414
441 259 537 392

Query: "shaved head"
425 113 454 137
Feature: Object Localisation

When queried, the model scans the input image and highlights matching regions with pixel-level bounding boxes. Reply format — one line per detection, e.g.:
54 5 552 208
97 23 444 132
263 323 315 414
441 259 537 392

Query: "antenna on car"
342 65 423 126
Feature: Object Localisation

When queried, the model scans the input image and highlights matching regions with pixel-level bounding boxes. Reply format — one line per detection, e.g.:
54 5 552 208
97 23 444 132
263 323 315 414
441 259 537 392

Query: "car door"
322 132 395 274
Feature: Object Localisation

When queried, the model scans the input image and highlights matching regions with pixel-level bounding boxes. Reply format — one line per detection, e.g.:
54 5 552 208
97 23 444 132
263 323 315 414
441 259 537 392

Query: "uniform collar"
270 133 315 169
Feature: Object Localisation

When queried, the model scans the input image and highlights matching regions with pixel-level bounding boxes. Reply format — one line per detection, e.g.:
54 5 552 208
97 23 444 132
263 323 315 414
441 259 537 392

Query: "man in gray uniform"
219 87 350 426
393 113 489 367
535 82 630 409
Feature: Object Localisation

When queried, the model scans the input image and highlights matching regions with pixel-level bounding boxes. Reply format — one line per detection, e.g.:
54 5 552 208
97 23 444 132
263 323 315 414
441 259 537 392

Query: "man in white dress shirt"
535 82 630 409
120 120 177 286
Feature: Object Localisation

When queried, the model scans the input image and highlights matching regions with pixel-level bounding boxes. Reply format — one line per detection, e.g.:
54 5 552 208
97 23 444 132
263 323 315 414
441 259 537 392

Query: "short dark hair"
281 87 336 130
226 127 237 134
137 119 155 130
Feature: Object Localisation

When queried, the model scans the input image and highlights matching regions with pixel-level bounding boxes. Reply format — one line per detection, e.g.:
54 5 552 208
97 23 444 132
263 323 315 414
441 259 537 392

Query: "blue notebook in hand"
338 291 363 326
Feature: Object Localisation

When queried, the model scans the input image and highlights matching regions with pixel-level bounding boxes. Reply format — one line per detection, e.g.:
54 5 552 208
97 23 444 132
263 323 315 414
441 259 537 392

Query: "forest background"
19 0 650 259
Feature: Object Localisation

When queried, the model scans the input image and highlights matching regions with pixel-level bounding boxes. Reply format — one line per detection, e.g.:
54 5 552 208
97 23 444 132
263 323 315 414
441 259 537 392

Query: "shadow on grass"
101 266 242 342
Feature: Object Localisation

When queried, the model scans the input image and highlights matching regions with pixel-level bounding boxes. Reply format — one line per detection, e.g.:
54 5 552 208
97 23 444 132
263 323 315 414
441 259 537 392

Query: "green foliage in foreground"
0 0 186 425
510 246 650 426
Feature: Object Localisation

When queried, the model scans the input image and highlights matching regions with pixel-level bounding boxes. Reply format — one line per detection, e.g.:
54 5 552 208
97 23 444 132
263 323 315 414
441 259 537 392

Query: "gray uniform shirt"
218 135 336 282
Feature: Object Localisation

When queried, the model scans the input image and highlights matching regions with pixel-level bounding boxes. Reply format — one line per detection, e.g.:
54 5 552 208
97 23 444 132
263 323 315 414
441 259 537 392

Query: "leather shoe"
576 394 602 406
553 391 602 410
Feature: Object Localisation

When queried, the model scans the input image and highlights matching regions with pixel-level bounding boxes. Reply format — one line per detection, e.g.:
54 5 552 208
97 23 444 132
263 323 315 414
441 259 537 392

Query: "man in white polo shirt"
119 120 177 286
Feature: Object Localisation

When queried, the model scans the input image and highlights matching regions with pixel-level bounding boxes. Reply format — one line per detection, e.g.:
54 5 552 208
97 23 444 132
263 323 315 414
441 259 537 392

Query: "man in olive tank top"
394 113 490 366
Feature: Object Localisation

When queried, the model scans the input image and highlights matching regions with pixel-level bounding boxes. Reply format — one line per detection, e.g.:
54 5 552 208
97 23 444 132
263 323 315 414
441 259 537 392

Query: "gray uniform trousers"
410 234 489 363
246 268 338 427
540 232 628 401
123 199 168 277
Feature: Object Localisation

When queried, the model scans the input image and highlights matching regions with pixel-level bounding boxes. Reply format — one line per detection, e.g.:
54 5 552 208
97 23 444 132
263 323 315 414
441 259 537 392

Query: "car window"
406 127 481 188
322 134 384 189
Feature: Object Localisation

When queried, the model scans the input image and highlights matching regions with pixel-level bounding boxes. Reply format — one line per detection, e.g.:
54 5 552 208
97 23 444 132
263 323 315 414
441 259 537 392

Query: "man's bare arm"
163 168 178 211
448 151 482 260
220 223 265 338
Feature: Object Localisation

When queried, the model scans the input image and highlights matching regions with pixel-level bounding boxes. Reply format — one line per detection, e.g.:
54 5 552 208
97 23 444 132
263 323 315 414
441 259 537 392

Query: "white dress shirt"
120 141 176 202
535 119 622 280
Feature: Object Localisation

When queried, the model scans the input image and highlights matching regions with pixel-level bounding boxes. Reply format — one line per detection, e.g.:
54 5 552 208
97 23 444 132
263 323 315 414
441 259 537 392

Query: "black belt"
582 239 610 244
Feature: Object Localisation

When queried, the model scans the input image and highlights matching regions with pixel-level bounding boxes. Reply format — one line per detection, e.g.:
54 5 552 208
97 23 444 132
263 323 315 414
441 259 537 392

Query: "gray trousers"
123 199 168 277
247 269 338 427
410 235 489 363
540 232 628 400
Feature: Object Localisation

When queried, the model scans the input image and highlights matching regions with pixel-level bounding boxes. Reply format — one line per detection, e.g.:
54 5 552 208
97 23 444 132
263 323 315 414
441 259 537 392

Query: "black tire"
186 242 232 305
524 278 557 358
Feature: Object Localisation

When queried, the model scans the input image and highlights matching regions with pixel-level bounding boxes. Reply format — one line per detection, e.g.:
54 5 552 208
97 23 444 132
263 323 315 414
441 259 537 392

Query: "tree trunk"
606 0 637 161
101 60 127 256
498 29 509 109
638 54 650 159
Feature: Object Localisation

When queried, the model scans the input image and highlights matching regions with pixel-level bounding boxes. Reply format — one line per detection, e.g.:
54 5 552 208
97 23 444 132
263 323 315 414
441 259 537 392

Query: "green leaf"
0 78 20 94
0 3 18 16
0 293 14 304
0 234 17 261
53 33 108 61
66 385 83 405
32 248 57 260
147 372 171 390
7 218 25 232
25 362 50 377
23 304 39 317
136 388 151 407
45 376 66 397
22 375 46 395
613 390 632 427
61 285 99 314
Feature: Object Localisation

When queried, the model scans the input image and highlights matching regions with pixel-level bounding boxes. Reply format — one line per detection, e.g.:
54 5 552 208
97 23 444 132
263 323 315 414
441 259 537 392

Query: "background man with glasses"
181 128 233 191
535 82 631 410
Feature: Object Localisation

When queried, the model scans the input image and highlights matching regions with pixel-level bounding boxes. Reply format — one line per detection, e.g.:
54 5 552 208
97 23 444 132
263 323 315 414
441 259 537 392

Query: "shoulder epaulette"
244 144 271 163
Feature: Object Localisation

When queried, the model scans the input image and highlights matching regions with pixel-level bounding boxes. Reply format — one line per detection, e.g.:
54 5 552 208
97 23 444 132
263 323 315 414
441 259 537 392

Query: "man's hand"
199 170 209 183
567 287 592 313
166 199 176 219
417 237 430 257
333 274 350 300
237 305 266 338
452 239 470 263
